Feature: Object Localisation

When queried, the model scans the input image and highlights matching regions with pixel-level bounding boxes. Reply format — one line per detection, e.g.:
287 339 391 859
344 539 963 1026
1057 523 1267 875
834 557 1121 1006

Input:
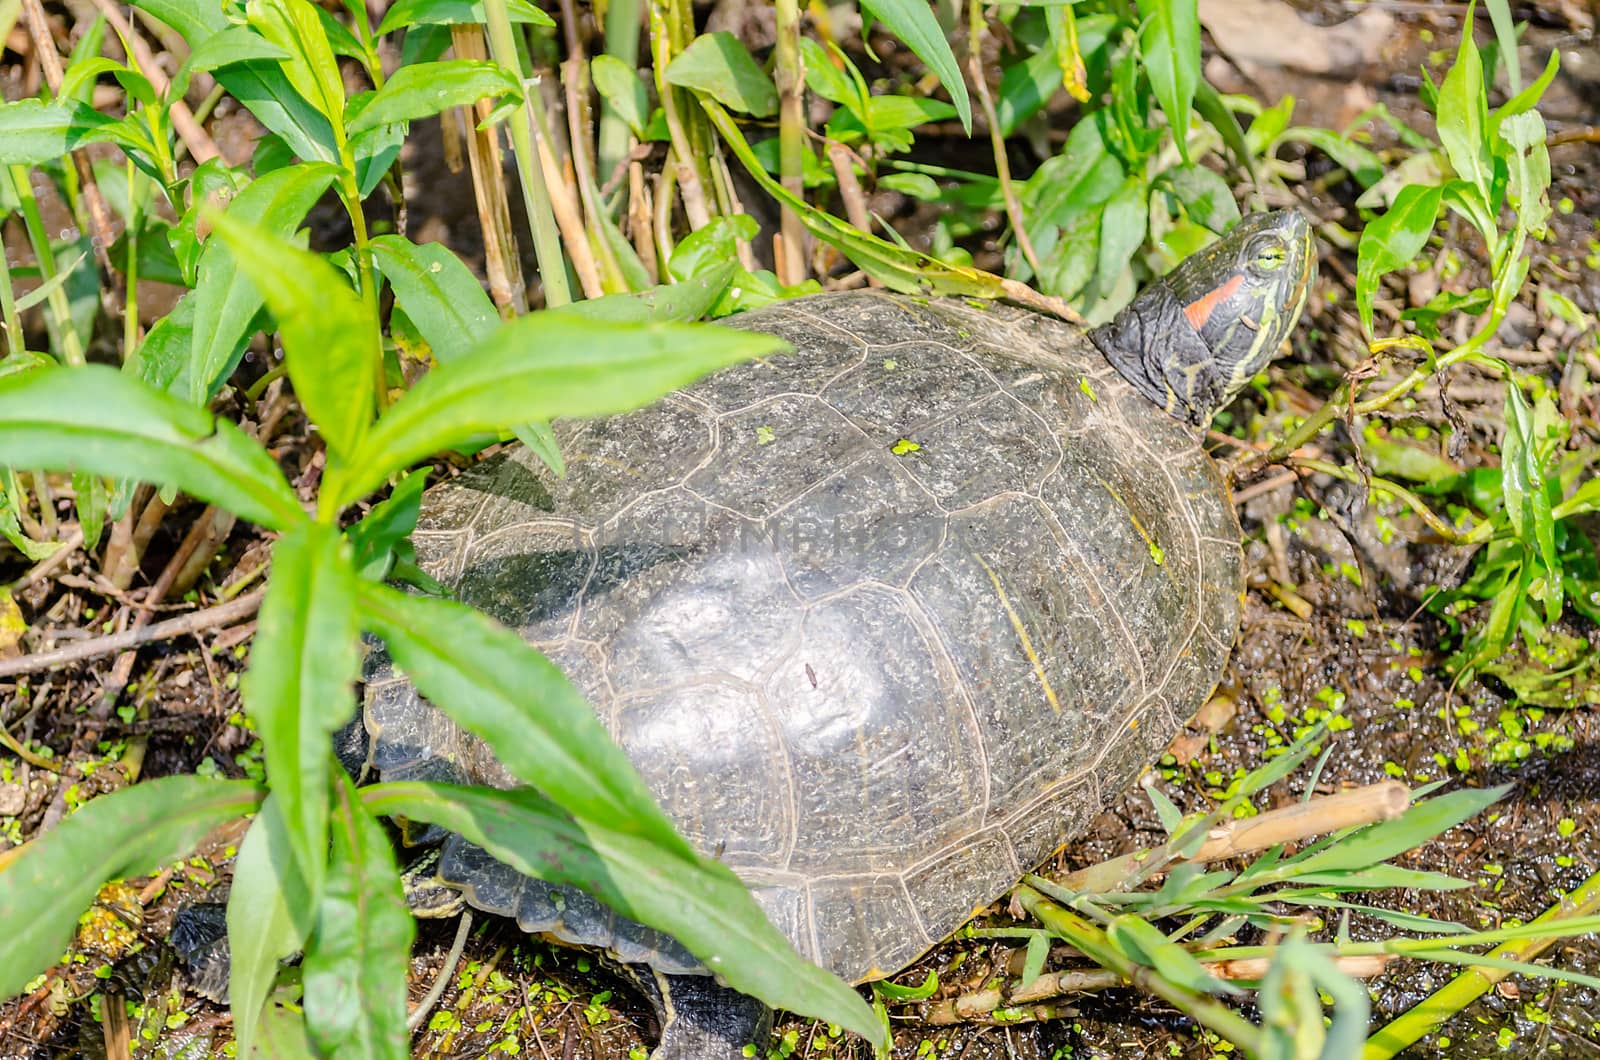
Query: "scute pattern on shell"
362 290 1243 983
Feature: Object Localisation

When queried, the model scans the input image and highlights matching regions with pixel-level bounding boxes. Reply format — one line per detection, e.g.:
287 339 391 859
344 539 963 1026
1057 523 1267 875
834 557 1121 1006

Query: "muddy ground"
4 1 1600 1058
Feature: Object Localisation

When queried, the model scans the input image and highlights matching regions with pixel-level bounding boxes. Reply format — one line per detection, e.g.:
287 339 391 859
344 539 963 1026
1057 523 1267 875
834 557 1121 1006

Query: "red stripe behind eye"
1183 273 1245 331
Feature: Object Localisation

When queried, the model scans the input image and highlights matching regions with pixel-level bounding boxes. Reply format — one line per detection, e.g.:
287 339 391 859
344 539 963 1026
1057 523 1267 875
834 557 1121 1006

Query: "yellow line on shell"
973 552 1061 715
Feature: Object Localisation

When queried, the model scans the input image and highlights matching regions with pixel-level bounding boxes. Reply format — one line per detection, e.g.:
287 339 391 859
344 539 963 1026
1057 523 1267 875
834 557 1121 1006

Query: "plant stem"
1014 885 1266 1054
1363 869 1600 1059
966 0 1041 277
595 0 641 193
648 0 711 229
7 164 84 365
123 161 141 362
1287 457 1494 545
773 0 806 284
482 0 573 307
340 175 388 414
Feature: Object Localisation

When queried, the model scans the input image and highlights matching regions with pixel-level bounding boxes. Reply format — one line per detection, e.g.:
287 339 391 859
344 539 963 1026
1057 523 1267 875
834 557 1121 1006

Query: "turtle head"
1089 210 1316 427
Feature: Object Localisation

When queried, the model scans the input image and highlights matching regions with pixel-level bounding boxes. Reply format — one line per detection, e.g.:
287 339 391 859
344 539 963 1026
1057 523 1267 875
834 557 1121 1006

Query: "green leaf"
664 32 778 118
302 778 414 1059
345 469 429 580
370 235 498 361
229 796 315 1056
0 365 305 530
0 99 119 164
217 60 341 163
509 421 565 478
704 99 1013 300
1139 0 1201 163
170 25 293 101
1026 116 1124 230
1161 164 1238 234
190 163 342 405
1435 9 1491 200
1485 0 1521 91
859 0 970 133
1491 49 1559 136
1282 127 1384 188
240 522 360 894
345 60 521 135
1502 381 1560 618
1095 179 1146 290
355 580 694 857
799 37 866 114
374 0 552 35
0 776 264 1000
1290 785 1510 877
72 470 107 551
129 0 226 45
591 54 650 139
555 266 737 325
1108 915 1237 995
206 207 377 464
1354 182 1444 337
334 310 784 507
248 0 348 146
362 781 886 1051
1501 110 1552 239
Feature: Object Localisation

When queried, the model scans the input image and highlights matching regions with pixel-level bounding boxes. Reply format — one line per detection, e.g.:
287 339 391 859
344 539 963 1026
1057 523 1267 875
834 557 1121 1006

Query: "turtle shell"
362 290 1242 983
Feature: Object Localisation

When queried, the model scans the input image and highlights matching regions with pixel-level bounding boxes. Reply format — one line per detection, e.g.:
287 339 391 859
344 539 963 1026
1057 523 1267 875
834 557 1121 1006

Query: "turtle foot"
637 969 773 1060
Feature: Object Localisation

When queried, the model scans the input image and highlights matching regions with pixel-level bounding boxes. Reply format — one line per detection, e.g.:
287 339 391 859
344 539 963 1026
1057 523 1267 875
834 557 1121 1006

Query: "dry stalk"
86 0 220 163
451 25 528 315
926 953 1394 1024
1054 781 1411 895
18 0 122 312
965 1 1041 277
628 161 658 282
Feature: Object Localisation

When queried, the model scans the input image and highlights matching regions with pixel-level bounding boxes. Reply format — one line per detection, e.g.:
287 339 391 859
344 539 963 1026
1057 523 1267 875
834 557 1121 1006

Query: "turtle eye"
1245 235 1287 275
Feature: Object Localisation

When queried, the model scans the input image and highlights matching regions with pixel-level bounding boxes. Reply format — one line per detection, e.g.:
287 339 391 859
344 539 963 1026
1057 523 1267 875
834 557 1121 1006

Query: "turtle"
176 209 1316 1056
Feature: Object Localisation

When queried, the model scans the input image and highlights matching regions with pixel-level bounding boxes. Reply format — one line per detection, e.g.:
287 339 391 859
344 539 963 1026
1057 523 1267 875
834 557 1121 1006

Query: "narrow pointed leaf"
229 796 315 1056
1139 0 1201 162
859 0 970 132
302 778 413 1059
345 61 521 135
0 365 305 530
362 781 886 1051
239 522 361 892
1436 10 1490 198
207 208 377 463
369 235 498 361
248 0 347 140
0 98 119 164
189 163 342 405
1355 182 1444 336
334 311 783 507
0 776 264 1000
355 580 692 858
374 0 552 34
1291 784 1511 877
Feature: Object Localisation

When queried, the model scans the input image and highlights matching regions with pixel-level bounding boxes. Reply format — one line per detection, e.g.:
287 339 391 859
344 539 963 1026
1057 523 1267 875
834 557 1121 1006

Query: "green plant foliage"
227 795 316 1055
664 31 777 118
859 0 971 132
302 777 415 1059
362 781 885 1046
0 776 266 999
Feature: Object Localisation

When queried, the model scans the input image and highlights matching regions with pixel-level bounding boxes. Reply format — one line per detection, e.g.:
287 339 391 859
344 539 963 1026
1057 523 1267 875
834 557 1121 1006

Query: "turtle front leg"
631 967 774 1060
